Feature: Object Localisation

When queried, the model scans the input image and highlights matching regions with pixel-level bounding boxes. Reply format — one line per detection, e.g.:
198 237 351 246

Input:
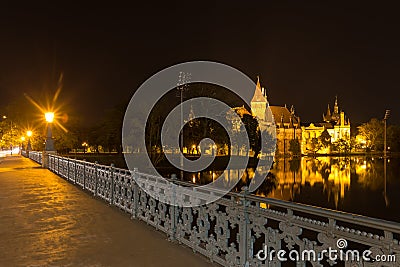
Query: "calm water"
163 156 400 223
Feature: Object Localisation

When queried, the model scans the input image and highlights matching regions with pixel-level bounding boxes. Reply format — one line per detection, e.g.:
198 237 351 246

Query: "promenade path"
0 155 215 267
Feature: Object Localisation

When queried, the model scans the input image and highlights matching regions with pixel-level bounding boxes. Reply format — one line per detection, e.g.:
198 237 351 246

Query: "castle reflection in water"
184 156 399 222
262 157 352 208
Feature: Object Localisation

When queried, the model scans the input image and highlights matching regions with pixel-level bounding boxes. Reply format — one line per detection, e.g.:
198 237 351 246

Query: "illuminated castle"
250 77 302 155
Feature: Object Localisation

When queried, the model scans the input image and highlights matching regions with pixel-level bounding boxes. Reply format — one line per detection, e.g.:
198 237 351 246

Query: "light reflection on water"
176 156 400 222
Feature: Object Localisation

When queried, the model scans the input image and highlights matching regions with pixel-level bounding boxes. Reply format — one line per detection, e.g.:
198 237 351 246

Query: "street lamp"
383 109 390 158
27 130 33 151
82 142 88 154
45 112 55 151
1 115 14 154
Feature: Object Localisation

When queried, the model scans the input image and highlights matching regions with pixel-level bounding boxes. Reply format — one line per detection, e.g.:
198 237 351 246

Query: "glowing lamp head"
45 112 54 123
27 131 32 137
21 136 25 141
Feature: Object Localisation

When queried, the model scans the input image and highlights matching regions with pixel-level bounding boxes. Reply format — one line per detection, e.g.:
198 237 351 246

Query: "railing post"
94 161 98 196
240 186 250 267
57 155 60 175
74 159 77 184
169 174 178 241
131 168 139 219
83 159 86 190
67 157 70 181
110 163 115 205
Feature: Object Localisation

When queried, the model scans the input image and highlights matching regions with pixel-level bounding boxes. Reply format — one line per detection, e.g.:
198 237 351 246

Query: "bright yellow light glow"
45 112 55 123
2 115 6 119
21 136 25 141
27 130 33 137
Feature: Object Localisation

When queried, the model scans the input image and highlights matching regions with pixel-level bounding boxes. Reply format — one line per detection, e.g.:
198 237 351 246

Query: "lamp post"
42 112 55 168
383 110 390 158
27 130 32 151
45 112 55 151
2 115 14 154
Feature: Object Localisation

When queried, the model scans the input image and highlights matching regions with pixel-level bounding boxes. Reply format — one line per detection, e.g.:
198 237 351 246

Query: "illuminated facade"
301 96 351 154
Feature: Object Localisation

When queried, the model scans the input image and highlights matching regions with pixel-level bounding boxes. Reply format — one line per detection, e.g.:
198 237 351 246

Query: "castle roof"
251 76 267 103
270 106 299 125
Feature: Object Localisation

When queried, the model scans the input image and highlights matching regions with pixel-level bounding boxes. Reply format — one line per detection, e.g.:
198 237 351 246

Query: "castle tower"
251 76 267 121
334 96 339 114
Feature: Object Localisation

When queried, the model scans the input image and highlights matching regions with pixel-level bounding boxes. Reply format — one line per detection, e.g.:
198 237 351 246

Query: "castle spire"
334 95 339 114
251 76 267 103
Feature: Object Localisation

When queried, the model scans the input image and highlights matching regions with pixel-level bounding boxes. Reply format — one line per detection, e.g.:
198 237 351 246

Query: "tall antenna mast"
176 71 191 180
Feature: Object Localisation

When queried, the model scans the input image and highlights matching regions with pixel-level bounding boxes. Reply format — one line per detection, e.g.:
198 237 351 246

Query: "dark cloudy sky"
1 3 400 124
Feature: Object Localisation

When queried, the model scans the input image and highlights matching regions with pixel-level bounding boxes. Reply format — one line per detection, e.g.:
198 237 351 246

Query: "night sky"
1 3 400 125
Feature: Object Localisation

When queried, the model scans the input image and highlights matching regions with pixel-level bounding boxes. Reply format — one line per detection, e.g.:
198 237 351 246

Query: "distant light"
2 115 6 119
21 136 25 141
45 112 54 123
12 147 20 154
27 131 32 137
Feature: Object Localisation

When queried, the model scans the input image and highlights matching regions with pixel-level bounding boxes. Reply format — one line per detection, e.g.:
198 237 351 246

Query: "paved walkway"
0 156 215 267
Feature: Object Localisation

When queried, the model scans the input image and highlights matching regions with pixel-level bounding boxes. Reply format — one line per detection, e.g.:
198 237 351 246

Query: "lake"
159 156 400 223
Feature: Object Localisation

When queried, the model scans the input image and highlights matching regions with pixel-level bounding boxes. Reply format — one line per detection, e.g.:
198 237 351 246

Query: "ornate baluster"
131 168 139 219
110 163 115 205
83 159 86 189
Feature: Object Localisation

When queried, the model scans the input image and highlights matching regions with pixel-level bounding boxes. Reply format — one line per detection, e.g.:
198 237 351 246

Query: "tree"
386 125 400 152
319 129 332 149
357 118 384 151
308 137 321 154
332 138 350 154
